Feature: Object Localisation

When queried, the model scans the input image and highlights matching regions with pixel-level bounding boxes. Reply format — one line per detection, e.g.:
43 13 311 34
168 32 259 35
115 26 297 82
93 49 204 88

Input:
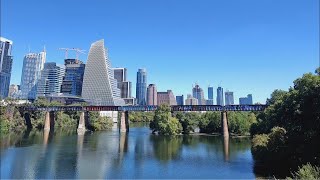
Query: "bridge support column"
44 111 51 131
221 111 229 137
119 111 129 133
77 112 86 135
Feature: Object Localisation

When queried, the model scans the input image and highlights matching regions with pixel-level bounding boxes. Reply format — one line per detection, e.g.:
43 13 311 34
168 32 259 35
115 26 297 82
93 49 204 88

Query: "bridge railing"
19 105 268 112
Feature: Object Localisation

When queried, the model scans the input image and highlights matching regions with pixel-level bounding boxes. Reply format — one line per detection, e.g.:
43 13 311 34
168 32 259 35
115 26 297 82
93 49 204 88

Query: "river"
1 123 263 179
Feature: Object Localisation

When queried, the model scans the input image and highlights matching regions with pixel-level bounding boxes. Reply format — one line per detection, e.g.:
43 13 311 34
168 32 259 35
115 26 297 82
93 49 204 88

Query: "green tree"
175 112 199 134
199 112 221 133
288 163 320 179
150 104 182 135
251 69 320 177
88 111 114 131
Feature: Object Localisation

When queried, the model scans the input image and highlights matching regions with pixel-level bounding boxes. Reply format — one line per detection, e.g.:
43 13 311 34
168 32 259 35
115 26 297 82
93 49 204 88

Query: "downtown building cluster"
1 37 254 106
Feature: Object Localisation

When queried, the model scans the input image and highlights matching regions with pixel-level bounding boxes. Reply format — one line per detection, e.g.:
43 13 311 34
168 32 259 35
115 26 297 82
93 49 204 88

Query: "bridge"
20 105 267 136
20 105 267 112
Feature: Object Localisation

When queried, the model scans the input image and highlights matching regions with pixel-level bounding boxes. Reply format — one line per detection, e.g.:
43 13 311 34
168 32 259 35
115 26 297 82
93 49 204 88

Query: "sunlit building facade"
0 37 13 99
81 39 124 106
37 62 65 97
147 84 157 105
20 51 46 100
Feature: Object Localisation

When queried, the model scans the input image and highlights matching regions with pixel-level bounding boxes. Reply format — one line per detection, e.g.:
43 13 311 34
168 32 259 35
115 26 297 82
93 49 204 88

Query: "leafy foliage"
251 69 320 177
150 104 182 135
175 112 200 134
129 111 154 122
289 163 320 180
198 112 221 133
89 111 114 131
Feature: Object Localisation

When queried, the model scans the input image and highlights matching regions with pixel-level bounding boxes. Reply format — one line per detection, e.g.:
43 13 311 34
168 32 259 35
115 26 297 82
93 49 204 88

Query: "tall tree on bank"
150 104 182 135
251 69 320 177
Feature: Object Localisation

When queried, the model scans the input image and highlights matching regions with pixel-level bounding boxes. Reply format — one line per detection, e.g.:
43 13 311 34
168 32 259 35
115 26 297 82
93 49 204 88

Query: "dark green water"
1 124 259 179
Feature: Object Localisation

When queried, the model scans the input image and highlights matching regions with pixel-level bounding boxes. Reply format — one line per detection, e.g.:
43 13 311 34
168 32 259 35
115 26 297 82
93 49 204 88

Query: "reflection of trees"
150 135 183 162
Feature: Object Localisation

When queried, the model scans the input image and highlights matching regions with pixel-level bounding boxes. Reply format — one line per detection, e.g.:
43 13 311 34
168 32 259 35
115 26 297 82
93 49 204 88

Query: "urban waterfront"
1 123 261 179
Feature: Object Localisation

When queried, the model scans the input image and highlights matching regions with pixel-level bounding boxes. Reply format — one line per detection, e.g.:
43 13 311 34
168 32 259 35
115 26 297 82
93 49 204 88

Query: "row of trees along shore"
148 68 320 179
0 97 114 133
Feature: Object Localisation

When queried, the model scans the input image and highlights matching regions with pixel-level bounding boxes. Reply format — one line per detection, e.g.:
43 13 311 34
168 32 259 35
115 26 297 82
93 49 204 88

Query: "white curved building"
82 39 124 106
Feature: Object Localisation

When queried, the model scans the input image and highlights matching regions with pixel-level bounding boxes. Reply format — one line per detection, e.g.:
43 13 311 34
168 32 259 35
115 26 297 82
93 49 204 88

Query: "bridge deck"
19 105 267 112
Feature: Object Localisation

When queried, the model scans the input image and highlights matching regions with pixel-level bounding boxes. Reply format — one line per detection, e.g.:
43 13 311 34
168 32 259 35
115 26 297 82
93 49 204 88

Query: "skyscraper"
225 91 234 105
208 86 214 100
216 87 224 106
0 37 13 99
147 84 157 105
157 90 177 105
176 95 184 105
81 39 124 105
37 62 65 97
192 84 206 105
61 59 85 96
239 94 253 105
20 51 46 100
136 68 147 105
207 86 214 105
247 94 253 105
113 68 132 98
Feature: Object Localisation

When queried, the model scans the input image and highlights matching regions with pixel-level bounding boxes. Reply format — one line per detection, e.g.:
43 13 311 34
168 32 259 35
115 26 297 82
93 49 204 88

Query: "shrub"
289 163 320 179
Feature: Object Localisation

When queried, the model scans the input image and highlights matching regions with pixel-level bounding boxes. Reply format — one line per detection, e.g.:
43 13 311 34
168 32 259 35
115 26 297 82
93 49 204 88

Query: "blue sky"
1 0 319 103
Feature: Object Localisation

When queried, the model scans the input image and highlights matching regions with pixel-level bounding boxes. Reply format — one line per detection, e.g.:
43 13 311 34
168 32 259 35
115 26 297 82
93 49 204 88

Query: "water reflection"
1 126 256 179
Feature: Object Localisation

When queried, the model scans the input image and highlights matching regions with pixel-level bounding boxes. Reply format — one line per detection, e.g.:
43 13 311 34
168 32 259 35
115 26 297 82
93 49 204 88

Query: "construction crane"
59 47 86 60
71 48 86 60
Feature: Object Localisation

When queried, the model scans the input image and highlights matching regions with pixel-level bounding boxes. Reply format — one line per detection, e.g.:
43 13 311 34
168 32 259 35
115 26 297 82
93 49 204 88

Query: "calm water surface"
1 123 258 179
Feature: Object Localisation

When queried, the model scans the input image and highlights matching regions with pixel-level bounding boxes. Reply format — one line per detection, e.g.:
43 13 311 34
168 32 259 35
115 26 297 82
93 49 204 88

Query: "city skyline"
1 0 319 104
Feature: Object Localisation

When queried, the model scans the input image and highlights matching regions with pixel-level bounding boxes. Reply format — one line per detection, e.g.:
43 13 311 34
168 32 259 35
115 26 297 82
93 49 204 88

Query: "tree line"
250 68 320 178
0 97 114 133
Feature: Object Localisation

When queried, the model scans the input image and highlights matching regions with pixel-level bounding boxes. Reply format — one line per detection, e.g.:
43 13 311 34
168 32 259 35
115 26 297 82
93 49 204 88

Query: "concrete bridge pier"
221 111 229 137
44 111 54 132
119 111 129 133
77 112 86 135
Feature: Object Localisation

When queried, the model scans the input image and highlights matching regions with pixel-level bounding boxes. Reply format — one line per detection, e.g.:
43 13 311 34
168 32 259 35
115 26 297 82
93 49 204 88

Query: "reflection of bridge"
20 105 267 136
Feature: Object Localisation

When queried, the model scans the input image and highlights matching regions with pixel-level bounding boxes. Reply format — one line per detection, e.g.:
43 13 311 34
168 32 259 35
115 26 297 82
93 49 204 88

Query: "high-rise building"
61 59 85 96
207 86 214 105
192 84 206 105
147 84 157 105
37 62 65 97
157 90 177 105
225 91 234 105
247 94 253 105
113 67 127 82
185 94 198 105
239 94 253 105
239 97 247 105
176 95 184 105
113 68 132 98
0 37 13 99
20 51 46 100
208 86 214 100
136 68 147 105
81 39 124 106
216 87 224 106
